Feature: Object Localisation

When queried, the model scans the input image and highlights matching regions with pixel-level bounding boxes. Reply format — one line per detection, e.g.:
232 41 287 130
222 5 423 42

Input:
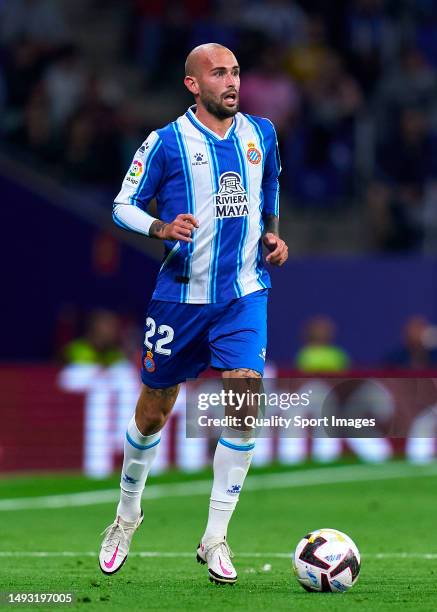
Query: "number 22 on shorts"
144 317 174 355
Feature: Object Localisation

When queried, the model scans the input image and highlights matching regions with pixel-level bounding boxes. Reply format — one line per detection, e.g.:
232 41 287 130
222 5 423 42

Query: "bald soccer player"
99 44 288 585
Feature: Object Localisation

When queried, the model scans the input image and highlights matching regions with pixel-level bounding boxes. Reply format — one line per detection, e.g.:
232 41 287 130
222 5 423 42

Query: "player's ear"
184 75 199 95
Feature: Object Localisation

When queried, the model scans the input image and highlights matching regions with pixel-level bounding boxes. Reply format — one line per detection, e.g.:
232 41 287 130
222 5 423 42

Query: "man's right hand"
150 214 199 242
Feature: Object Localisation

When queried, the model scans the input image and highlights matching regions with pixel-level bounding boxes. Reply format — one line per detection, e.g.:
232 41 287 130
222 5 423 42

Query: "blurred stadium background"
2 0 437 478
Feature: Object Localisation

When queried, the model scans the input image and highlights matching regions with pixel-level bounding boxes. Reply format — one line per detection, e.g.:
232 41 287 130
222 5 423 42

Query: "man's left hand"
263 232 288 266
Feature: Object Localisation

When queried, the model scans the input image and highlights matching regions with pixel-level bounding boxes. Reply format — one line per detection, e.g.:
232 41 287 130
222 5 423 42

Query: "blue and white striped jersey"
113 106 281 304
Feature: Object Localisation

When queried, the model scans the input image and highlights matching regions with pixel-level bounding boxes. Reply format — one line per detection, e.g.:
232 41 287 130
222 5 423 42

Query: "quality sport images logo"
126 159 144 185
215 171 249 218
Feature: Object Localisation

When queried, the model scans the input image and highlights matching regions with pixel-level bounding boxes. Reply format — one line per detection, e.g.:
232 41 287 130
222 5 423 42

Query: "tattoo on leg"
144 385 179 398
223 368 262 378
136 384 180 433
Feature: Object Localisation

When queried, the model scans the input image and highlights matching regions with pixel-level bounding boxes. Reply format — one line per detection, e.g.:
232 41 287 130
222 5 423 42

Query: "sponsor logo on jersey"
138 142 150 155
143 350 156 372
192 152 208 166
247 141 262 165
215 172 249 218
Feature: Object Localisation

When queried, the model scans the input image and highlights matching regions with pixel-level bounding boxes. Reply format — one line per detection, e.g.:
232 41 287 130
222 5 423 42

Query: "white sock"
117 416 161 522
203 434 255 542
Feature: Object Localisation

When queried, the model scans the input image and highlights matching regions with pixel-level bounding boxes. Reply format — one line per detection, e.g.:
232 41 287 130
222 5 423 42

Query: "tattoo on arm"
149 220 168 239
263 214 279 236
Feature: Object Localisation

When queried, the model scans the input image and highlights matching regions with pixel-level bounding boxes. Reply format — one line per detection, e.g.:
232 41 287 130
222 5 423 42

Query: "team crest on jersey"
143 350 156 372
215 172 249 218
247 142 261 165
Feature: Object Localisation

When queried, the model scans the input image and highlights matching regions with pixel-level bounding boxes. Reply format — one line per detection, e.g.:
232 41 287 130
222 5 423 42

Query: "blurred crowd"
294 313 437 371
59 307 437 371
1 0 437 252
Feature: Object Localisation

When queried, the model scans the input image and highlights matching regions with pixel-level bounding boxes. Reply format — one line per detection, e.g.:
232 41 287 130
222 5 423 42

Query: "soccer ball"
292 528 360 593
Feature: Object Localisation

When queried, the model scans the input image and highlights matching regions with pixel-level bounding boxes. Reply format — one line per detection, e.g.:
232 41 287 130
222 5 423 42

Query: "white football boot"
99 510 143 575
196 537 237 584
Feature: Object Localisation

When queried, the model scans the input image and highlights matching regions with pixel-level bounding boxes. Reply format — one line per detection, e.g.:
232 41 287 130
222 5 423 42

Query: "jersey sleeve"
262 123 281 217
113 131 165 236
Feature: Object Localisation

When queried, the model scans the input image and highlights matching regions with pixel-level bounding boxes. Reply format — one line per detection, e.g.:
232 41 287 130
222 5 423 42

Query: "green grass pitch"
1 461 437 611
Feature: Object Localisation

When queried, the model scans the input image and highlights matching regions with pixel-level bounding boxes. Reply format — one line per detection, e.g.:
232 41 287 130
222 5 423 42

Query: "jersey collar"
186 105 237 141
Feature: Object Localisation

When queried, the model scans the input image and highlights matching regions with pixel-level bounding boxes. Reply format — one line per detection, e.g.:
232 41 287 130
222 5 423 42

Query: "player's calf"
196 430 255 585
135 383 179 434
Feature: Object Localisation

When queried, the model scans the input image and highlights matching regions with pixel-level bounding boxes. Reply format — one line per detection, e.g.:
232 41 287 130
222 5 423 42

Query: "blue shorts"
141 289 268 388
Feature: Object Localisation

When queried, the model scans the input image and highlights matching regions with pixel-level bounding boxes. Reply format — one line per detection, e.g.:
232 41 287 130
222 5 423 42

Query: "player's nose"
224 72 238 88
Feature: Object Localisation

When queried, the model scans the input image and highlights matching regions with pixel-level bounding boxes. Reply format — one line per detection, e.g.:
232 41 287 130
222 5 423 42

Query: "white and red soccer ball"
293 528 360 593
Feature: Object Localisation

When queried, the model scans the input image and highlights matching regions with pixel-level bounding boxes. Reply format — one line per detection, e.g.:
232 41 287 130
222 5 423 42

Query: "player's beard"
200 91 239 119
